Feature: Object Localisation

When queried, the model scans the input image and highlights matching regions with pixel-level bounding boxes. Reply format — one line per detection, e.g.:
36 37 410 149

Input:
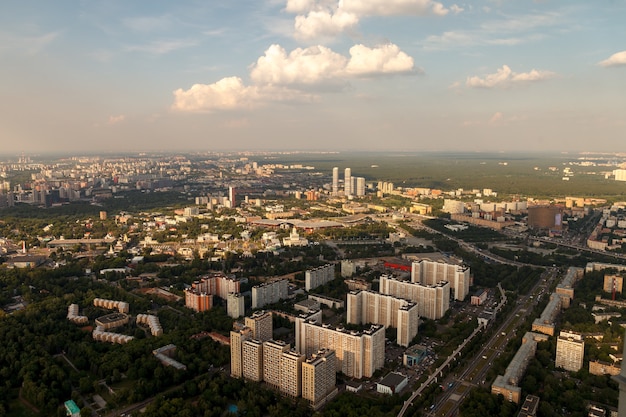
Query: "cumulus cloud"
345 43 414 75
598 50 626 67
171 76 316 112
173 43 415 112
465 65 554 88
289 0 450 40
250 43 415 85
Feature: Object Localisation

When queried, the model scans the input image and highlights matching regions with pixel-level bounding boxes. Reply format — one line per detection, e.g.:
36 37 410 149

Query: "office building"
379 274 450 320
227 292 245 319
347 290 419 347
555 330 584 372
263 340 291 389
305 264 335 291
411 260 470 301
281 349 305 397
245 310 273 342
230 326 252 378
252 280 288 309
332 167 339 196
302 349 337 408
344 168 351 196
295 311 385 378
242 339 264 381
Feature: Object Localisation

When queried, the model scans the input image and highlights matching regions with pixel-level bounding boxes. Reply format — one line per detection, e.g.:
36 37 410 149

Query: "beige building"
295 311 385 378
604 274 624 295
245 310 273 342
411 260 470 301
347 290 419 347
242 339 264 381
230 327 252 378
227 292 245 319
379 274 450 320
263 340 291 389
281 349 305 397
302 349 338 408
555 330 584 372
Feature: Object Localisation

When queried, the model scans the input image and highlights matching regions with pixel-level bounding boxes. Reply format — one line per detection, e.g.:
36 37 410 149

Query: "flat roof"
378 372 407 388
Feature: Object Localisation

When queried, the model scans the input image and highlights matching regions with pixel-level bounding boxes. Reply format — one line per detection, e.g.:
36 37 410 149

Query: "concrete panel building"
411 260 470 301
227 292 245 319
302 349 338 408
230 327 252 378
245 310 273 342
347 290 419 347
305 264 335 291
281 349 305 397
252 279 288 309
379 274 450 320
555 330 584 372
263 340 291 389
295 311 385 378
242 339 264 381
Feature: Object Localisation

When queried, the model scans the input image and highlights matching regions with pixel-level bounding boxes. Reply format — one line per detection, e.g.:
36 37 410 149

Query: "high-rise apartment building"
379 274 450 320
302 349 337 408
263 339 290 389
242 339 264 381
228 186 236 207
227 292 245 319
230 326 252 378
347 290 419 347
245 310 273 342
295 311 385 378
411 260 470 301
252 280 288 309
185 273 241 312
332 167 339 196
280 349 305 397
344 168 351 196
355 177 365 197
555 330 584 372
305 264 335 291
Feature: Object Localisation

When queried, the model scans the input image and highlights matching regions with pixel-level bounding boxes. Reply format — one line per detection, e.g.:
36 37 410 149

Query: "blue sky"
1 1 624 154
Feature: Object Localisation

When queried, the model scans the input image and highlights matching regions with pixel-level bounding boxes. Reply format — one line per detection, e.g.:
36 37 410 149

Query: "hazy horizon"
1 1 624 154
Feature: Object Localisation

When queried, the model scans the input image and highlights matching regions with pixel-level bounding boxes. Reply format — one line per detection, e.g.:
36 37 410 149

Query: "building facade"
379 274 450 320
555 330 584 372
252 280 288 309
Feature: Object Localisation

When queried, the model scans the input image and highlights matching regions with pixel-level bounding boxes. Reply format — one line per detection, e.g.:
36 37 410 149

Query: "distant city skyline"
1 1 624 154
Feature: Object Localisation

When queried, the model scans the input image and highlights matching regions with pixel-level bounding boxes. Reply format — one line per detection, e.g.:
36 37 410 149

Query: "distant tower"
344 168 351 196
332 167 339 196
613 328 626 416
228 186 236 207
355 177 365 197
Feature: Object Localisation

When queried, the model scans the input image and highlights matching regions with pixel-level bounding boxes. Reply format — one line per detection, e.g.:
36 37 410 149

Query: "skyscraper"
228 186 236 207
332 167 339 196
355 177 365 197
344 168 351 196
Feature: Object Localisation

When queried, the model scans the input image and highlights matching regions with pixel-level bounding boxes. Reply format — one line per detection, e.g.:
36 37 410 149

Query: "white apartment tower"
263 339 291 389
227 292 245 319
305 264 335 291
355 177 366 197
347 290 419 347
332 167 339 196
245 310 273 342
555 330 584 372
344 168 351 196
302 349 337 407
252 280 288 309
379 274 450 320
242 339 264 381
230 327 252 378
281 349 305 397
295 311 385 378
411 260 470 301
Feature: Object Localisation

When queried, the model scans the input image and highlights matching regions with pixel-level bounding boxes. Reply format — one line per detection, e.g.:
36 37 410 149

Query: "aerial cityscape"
1 1 626 417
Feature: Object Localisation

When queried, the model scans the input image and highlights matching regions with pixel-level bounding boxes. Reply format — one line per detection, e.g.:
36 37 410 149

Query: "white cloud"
250 43 415 85
0 31 60 55
465 65 554 88
345 43 414 75
450 4 464 14
126 39 197 54
174 43 415 112
251 44 347 85
339 0 449 17
108 115 126 125
289 0 449 40
598 51 626 68
171 76 317 112
294 10 359 41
